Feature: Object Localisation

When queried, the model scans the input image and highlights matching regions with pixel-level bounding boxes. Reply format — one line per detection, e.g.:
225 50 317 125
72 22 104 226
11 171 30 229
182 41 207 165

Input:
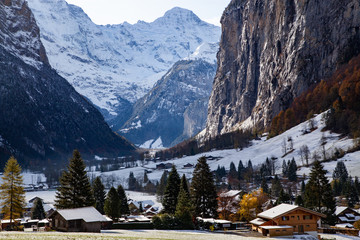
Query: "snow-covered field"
25 190 161 209
0 230 333 240
90 112 358 188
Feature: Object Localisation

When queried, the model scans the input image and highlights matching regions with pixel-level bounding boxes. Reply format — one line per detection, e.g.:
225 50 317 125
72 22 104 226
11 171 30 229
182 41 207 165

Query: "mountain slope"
27 0 221 125
204 0 360 140
0 0 135 164
94 112 359 188
120 43 218 148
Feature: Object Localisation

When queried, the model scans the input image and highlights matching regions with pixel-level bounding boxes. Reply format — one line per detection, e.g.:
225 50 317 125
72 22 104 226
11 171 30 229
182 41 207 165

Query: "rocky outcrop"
205 0 360 139
0 0 135 163
0 0 48 67
121 59 216 148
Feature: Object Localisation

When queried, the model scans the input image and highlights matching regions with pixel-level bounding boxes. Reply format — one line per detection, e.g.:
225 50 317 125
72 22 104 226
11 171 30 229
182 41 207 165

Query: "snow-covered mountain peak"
158 7 201 24
27 0 221 120
185 42 219 64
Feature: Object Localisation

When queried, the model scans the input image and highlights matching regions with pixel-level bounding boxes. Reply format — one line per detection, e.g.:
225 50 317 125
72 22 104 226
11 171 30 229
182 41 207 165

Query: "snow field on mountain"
27 0 221 116
93 112 358 189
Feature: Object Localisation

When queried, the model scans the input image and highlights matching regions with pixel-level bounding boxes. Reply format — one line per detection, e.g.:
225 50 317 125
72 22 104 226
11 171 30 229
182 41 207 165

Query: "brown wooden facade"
50 211 102 233
251 205 325 237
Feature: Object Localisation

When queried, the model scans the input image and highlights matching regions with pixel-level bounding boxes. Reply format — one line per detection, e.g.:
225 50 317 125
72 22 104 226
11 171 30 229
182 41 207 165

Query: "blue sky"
65 0 231 26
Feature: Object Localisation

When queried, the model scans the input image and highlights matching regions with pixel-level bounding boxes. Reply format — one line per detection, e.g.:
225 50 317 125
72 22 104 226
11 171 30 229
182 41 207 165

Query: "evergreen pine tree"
55 150 95 209
282 160 288 177
238 161 244 181
261 178 269 194
344 177 359 208
190 157 218 218
333 161 348 183
117 185 130 216
128 172 137 190
139 202 143 213
276 189 290 204
301 180 306 194
175 180 194 229
144 171 149 184
0 157 25 226
295 195 304 206
288 158 297 182
162 165 180 214
304 161 336 225
180 174 189 195
93 177 106 214
157 170 168 201
228 162 238 179
31 199 45 220
104 187 120 220
271 175 282 197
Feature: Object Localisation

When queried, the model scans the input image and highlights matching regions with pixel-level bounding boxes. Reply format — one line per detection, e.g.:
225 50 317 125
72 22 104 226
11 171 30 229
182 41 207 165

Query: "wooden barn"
48 206 107 233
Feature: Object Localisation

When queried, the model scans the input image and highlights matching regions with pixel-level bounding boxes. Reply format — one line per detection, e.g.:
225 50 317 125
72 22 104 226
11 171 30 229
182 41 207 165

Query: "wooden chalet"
250 203 326 237
335 206 360 226
48 206 107 233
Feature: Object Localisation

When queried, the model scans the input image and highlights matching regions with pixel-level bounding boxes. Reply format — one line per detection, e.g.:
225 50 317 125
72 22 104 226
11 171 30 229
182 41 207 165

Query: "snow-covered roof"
250 218 267 226
335 223 354 228
257 204 325 220
258 204 298 219
52 207 107 223
335 206 348 216
219 190 242 198
261 225 293 229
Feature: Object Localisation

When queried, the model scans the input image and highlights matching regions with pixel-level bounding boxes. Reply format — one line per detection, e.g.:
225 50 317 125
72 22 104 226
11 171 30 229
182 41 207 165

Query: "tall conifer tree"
162 165 180 214
190 157 218 218
55 150 95 209
117 185 130 216
31 199 45 220
104 187 120 220
0 157 25 226
157 170 168 201
93 177 106 214
175 175 194 229
304 161 336 225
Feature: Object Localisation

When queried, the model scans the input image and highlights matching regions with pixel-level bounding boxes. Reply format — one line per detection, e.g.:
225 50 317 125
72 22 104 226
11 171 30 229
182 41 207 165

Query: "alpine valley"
27 0 221 148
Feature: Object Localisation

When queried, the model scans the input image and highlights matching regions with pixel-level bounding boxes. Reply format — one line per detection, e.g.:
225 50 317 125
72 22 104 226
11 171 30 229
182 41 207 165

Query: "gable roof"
257 203 326 219
50 206 107 223
335 206 349 216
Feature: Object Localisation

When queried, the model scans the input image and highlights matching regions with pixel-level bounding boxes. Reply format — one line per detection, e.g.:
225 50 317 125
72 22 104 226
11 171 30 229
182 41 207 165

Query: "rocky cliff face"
0 0 135 163
204 0 360 139
0 0 48 66
121 58 216 148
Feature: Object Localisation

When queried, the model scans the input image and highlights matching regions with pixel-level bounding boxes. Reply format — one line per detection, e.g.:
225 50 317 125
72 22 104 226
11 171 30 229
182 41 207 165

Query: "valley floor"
0 230 357 240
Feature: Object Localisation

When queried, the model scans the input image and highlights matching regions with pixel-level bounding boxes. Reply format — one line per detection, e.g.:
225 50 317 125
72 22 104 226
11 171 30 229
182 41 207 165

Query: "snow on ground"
95 112 357 188
25 190 161 209
0 230 322 240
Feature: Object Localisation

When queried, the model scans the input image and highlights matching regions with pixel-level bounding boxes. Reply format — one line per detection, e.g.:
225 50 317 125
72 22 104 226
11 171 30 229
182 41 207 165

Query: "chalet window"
282 229 287 231
297 216 300 220
291 216 295 218
303 215 312 220
276 230 280 232
306 225 310 227
282 216 289 221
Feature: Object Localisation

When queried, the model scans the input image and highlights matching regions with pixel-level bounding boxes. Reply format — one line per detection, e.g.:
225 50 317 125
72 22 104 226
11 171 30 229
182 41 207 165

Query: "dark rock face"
121 60 216 148
0 0 135 163
0 0 48 66
205 0 360 139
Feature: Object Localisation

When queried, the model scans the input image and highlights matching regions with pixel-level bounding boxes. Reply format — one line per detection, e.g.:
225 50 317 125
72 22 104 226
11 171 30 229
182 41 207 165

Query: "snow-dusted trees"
299 145 310 166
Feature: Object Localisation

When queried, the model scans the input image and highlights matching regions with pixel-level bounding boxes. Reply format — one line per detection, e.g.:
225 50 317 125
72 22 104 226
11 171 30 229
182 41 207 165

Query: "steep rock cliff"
0 0 135 163
205 0 360 139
